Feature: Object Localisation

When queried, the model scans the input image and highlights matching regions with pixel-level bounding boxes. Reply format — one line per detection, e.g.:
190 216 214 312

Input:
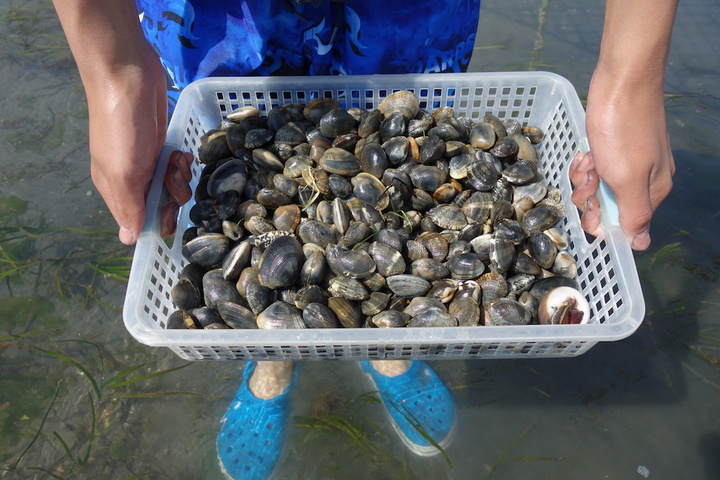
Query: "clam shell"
182 233 230 269
372 310 411 328
386 274 432 297
257 301 306 329
327 297 363 328
302 302 340 328
449 297 481 327
258 236 304 289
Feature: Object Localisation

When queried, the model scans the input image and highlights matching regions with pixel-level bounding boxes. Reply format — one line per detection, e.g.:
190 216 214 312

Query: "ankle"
369 360 411 377
247 361 294 400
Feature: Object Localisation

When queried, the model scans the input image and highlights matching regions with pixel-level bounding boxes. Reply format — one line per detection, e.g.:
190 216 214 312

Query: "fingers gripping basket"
123 72 645 361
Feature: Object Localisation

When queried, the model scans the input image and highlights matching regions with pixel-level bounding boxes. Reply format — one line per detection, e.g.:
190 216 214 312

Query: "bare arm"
53 0 191 244
570 0 678 251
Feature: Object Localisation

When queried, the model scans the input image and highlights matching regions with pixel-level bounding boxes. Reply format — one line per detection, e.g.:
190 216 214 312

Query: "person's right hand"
86 42 192 245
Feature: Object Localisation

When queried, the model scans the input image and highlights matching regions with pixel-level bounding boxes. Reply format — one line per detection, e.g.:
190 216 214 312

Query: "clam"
171 263 205 311
358 142 388 178
334 249 376 279
428 204 467 230
528 231 558 269
245 282 274 314
227 105 261 123
328 276 370 301
189 306 226 329
372 310 411 328
427 278 459 303
317 148 362 176
380 137 408 165
380 111 407 142
327 296 363 328
167 310 197 329
409 165 447 192
258 235 304 289
304 98 342 125
207 159 248 199
302 302 340 328
257 301 307 329
368 242 406 277
445 253 485 280
202 269 243 309
300 250 327 286
358 109 383 138
361 291 392 316
484 297 532 326
469 122 496 150
294 284 328 310
352 172 389 209
386 274 432 297
522 206 560 233
221 240 252 281
319 107 356 138
378 90 420 119
449 297 481 327
182 233 230 269
538 286 590 325
297 220 337 248
407 309 457 328
198 130 231 165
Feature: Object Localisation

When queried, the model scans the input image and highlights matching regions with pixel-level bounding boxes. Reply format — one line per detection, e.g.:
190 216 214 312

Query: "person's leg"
363 360 456 456
217 361 296 480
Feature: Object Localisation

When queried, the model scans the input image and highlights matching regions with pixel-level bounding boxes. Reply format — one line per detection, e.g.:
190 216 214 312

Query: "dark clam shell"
304 98 342 125
372 310 411 328
202 269 243 309
303 302 340 328
485 297 531 326
182 233 230 269
445 253 485 280
257 301 306 329
207 159 248 199
317 148 362 176
386 274 432 297
215 300 257 329
258 236 304 289
319 107 356 139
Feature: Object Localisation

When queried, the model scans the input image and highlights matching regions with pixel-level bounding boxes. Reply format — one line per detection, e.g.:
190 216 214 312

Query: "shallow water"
1 1 720 479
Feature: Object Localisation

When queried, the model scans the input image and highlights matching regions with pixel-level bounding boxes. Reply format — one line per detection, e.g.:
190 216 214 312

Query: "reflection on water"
1 1 720 479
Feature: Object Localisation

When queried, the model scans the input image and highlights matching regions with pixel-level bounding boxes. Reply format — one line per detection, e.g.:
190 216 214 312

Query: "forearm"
594 0 678 94
52 0 150 96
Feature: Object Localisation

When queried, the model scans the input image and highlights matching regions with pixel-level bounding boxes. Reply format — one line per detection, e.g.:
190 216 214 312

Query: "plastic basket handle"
579 138 620 229
140 144 175 236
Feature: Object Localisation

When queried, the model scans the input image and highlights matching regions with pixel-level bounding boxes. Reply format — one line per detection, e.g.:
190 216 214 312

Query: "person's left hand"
569 70 675 251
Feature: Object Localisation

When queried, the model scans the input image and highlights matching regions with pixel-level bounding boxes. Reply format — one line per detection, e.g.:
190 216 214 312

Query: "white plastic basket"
123 72 645 361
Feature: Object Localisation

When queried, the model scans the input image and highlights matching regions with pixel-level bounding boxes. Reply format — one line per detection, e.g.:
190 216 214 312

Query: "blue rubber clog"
359 360 456 456
217 362 297 480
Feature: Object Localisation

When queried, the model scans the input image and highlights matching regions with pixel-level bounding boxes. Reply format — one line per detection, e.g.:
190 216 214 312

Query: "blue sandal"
359 360 456 456
217 362 297 480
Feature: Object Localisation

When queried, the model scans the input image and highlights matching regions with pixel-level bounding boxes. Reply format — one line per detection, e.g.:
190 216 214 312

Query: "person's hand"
86 42 192 245
569 70 675 251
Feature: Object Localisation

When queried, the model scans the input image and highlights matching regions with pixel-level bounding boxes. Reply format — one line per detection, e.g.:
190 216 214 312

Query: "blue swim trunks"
135 0 480 114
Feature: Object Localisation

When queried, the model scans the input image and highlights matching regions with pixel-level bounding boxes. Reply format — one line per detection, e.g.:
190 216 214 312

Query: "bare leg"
247 361 295 400
369 359 410 377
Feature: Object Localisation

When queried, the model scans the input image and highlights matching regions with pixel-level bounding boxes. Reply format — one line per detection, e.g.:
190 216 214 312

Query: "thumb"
612 183 653 251
92 164 149 245
115 186 148 245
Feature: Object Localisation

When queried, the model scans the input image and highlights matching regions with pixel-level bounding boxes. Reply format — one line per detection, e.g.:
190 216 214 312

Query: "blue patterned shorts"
135 0 481 114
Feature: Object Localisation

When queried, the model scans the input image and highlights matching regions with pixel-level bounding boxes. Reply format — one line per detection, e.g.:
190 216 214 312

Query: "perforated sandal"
217 362 297 480
359 360 456 456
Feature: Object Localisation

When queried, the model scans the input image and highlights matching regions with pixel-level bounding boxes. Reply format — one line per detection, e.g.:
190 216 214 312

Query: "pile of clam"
167 90 591 331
